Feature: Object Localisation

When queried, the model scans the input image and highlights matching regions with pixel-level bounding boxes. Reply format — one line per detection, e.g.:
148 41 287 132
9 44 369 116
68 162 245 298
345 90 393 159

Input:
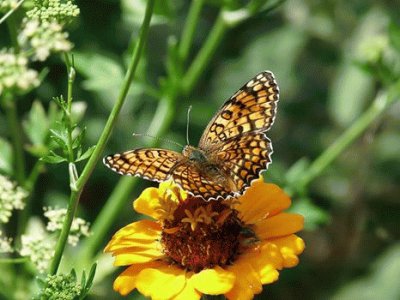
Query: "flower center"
161 197 244 272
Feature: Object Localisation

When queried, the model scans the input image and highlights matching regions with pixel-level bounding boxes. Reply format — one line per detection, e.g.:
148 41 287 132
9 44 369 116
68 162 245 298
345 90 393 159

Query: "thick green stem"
178 0 205 64
3 96 25 184
47 0 156 275
182 13 228 94
297 89 399 191
79 7 234 261
66 67 76 163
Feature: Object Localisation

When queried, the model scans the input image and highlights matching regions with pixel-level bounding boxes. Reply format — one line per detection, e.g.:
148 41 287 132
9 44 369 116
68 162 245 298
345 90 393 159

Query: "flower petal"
255 213 304 239
134 187 164 219
191 266 235 295
239 242 283 284
136 263 187 300
104 220 161 252
270 235 305 268
237 181 291 224
113 261 164 296
172 272 202 300
225 262 262 300
113 248 164 265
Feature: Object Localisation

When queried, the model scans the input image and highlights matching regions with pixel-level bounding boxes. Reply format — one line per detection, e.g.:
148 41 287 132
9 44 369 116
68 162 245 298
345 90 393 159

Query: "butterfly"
104 71 279 201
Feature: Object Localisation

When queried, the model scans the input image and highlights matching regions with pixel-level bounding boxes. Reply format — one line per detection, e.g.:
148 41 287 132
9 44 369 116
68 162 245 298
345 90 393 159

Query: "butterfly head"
182 145 208 163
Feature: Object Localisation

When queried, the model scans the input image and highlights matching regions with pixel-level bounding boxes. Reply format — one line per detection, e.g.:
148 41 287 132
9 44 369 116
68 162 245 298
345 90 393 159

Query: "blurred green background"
2 0 400 299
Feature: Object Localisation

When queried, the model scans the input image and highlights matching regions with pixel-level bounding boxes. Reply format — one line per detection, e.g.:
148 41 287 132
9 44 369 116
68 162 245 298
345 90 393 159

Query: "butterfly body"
104 71 279 201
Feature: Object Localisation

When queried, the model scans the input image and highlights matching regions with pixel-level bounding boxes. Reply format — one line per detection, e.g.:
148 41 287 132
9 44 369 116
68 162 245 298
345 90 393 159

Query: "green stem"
78 5 234 261
297 89 399 191
79 94 176 260
3 95 25 184
0 257 28 264
182 12 228 94
6 14 20 52
47 0 156 275
0 0 24 25
66 66 76 163
178 0 205 64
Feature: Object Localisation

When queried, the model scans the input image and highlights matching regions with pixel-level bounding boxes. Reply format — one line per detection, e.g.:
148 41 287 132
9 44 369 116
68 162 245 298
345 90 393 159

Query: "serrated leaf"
72 127 86 149
40 151 67 164
23 101 49 146
49 129 68 149
75 146 95 162
0 137 13 175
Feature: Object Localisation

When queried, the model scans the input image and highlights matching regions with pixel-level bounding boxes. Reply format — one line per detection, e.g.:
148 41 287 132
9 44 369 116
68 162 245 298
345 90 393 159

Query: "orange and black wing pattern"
103 149 184 182
199 71 279 148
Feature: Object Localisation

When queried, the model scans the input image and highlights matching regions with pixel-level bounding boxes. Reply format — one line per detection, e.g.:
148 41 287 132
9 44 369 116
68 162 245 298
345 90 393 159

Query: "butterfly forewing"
103 149 184 182
199 71 279 148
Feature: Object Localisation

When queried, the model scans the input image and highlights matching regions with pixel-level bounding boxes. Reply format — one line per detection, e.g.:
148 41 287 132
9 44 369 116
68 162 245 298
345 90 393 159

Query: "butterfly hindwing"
214 132 272 195
171 163 234 200
103 149 184 182
199 71 279 148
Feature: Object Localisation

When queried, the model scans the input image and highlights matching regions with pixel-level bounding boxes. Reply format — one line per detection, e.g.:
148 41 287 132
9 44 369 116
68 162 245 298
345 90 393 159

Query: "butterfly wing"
103 149 184 182
171 163 235 200
199 71 279 148
215 132 272 195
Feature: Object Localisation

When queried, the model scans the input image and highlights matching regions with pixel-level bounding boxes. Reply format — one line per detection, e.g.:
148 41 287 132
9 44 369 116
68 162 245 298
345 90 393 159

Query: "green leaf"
0 137 13 175
289 197 330 230
75 146 96 162
389 21 400 53
333 244 400 300
23 101 49 146
40 151 67 164
72 127 87 149
49 128 68 149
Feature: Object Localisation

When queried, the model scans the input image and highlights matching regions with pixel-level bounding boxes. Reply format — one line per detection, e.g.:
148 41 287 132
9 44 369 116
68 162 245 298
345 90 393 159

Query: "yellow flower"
105 179 305 300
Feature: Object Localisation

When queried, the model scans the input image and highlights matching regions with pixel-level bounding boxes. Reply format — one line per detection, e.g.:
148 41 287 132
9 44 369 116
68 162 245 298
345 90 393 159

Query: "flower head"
105 179 304 299
0 175 27 223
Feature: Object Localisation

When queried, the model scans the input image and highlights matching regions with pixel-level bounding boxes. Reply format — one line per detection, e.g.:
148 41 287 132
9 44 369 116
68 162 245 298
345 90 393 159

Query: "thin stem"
66 66 76 163
182 12 228 94
47 0 156 276
75 0 155 191
0 0 25 25
297 90 399 191
178 0 205 64
0 257 28 264
3 95 25 184
79 95 176 260
6 14 20 52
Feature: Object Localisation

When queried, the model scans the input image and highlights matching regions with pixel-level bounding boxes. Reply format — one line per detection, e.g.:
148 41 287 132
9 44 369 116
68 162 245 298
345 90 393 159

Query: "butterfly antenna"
132 133 183 148
186 105 192 145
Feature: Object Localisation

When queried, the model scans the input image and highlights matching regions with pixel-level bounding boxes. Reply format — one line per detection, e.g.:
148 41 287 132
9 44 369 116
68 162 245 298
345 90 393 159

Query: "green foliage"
1 0 400 299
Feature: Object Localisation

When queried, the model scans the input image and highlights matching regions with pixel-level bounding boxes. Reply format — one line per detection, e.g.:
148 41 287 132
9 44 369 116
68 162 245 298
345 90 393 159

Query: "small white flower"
0 175 27 223
20 234 55 273
0 230 13 254
44 207 91 246
18 19 73 61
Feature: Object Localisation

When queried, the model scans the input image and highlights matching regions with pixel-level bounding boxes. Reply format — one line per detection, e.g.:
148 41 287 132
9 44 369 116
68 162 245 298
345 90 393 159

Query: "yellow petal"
134 187 164 219
191 266 235 295
136 264 187 300
104 220 161 252
225 262 262 300
237 181 291 224
255 213 304 239
270 235 305 268
113 248 164 265
113 261 164 296
172 272 202 300
239 242 282 284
